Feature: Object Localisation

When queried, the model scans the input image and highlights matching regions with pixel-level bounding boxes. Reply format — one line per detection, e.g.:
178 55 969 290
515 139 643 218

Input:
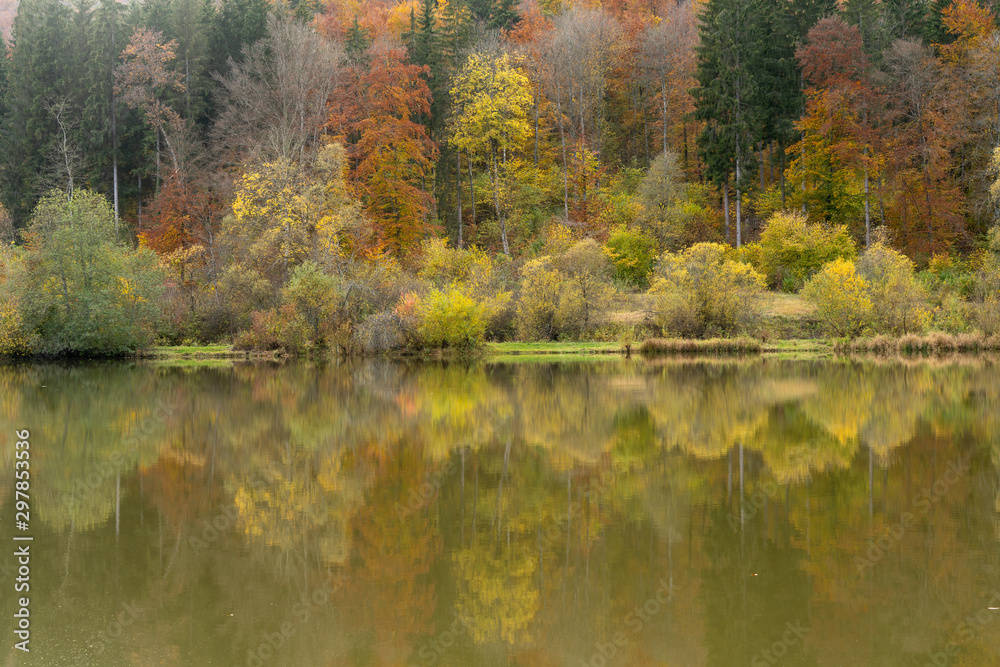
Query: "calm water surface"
2 358 1000 666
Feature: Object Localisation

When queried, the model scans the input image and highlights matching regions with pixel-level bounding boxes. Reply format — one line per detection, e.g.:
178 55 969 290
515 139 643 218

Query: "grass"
486 341 625 355
639 337 762 356
761 292 821 340
762 338 834 360
141 344 248 360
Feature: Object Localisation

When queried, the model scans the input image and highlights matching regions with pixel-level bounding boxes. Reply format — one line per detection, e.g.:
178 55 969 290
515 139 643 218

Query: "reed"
639 337 762 356
834 332 1000 355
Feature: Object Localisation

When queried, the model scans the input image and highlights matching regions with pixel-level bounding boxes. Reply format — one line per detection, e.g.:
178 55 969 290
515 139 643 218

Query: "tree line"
1 0 1000 354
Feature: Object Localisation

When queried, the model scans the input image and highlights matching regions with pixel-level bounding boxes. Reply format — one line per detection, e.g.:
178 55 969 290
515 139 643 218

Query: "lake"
2 357 999 666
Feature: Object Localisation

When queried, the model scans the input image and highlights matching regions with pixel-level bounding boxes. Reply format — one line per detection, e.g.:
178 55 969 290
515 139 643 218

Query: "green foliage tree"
282 260 338 343
753 211 857 291
15 189 165 354
604 225 657 288
648 242 765 337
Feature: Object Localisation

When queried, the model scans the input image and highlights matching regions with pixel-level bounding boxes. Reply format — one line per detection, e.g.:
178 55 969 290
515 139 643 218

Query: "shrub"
648 242 765 338
970 229 1000 334
856 242 930 334
516 240 615 341
418 239 513 341
354 310 405 353
214 263 276 336
418 288 487 349
753 211 856 291
801 258 872 337
17 190 165 355
517 257 563 340
282 261 338 343
0 299 35 356
604 225 658 288
552 239 612 335
233 305 310 353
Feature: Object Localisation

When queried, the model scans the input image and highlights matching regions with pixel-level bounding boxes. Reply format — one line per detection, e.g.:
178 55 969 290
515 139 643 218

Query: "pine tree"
488 0 519 32
170 0 213 127
2 0 74 225
85 0 125 226
344 15 372 64
207 0 266 78
693 0 767 246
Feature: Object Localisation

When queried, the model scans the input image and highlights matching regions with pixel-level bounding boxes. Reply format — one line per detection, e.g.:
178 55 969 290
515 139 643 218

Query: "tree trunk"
533 85 539 166
111 17 119 231
491 145 509 256
723 174 731 245
456 151 463 248
864 166 871 248
556 93 569 220
736 142 742 248
466 150 475 229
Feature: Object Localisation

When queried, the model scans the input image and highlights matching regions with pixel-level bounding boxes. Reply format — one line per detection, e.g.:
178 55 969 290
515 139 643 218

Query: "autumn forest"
3 0 1000 354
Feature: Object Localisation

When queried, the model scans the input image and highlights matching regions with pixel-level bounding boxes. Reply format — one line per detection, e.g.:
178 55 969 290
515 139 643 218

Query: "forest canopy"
2 0 1000 354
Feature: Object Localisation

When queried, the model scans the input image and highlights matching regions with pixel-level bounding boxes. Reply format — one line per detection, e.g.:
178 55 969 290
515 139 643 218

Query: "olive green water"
2 358 1000 667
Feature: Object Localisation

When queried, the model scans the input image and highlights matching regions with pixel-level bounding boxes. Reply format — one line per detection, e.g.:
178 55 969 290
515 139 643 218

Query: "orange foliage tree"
333 40 438 256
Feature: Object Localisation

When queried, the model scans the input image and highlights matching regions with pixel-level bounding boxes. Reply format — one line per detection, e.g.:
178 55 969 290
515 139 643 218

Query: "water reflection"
2 358 1000 666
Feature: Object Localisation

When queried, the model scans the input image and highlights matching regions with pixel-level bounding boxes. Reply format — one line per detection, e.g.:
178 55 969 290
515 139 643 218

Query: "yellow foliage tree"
450 52 533 256
226 142 363 282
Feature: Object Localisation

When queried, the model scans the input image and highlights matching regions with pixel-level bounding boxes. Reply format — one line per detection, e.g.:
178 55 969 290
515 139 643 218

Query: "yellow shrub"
517 257 563 340
801 258 872 337
0 299 34 355
418 288 487 349
648 242 765 337
856 242 930 334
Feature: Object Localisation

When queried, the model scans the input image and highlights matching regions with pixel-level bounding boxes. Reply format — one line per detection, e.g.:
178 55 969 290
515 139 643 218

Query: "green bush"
604 225 657 288
752 211 856 291
801 257 872 337
282 261 339 343
15 190 165 355
648 242 765 338
418 287 487 349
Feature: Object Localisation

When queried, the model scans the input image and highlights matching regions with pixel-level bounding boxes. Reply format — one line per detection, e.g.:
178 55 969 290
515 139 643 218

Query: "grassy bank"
141 344 252 360
485 341 625 355
835 333 1000 356
142 332 1000 364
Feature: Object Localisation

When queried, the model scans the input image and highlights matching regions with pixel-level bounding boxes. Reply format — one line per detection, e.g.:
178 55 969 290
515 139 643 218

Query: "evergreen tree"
207 0 267 78
344 15 372 64
488 0 520 31
170 0 213 127
693 0 767 246
2 0 74 226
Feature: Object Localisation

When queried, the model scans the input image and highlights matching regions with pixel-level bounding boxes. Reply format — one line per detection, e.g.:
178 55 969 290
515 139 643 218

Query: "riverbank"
138 333 1000 365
